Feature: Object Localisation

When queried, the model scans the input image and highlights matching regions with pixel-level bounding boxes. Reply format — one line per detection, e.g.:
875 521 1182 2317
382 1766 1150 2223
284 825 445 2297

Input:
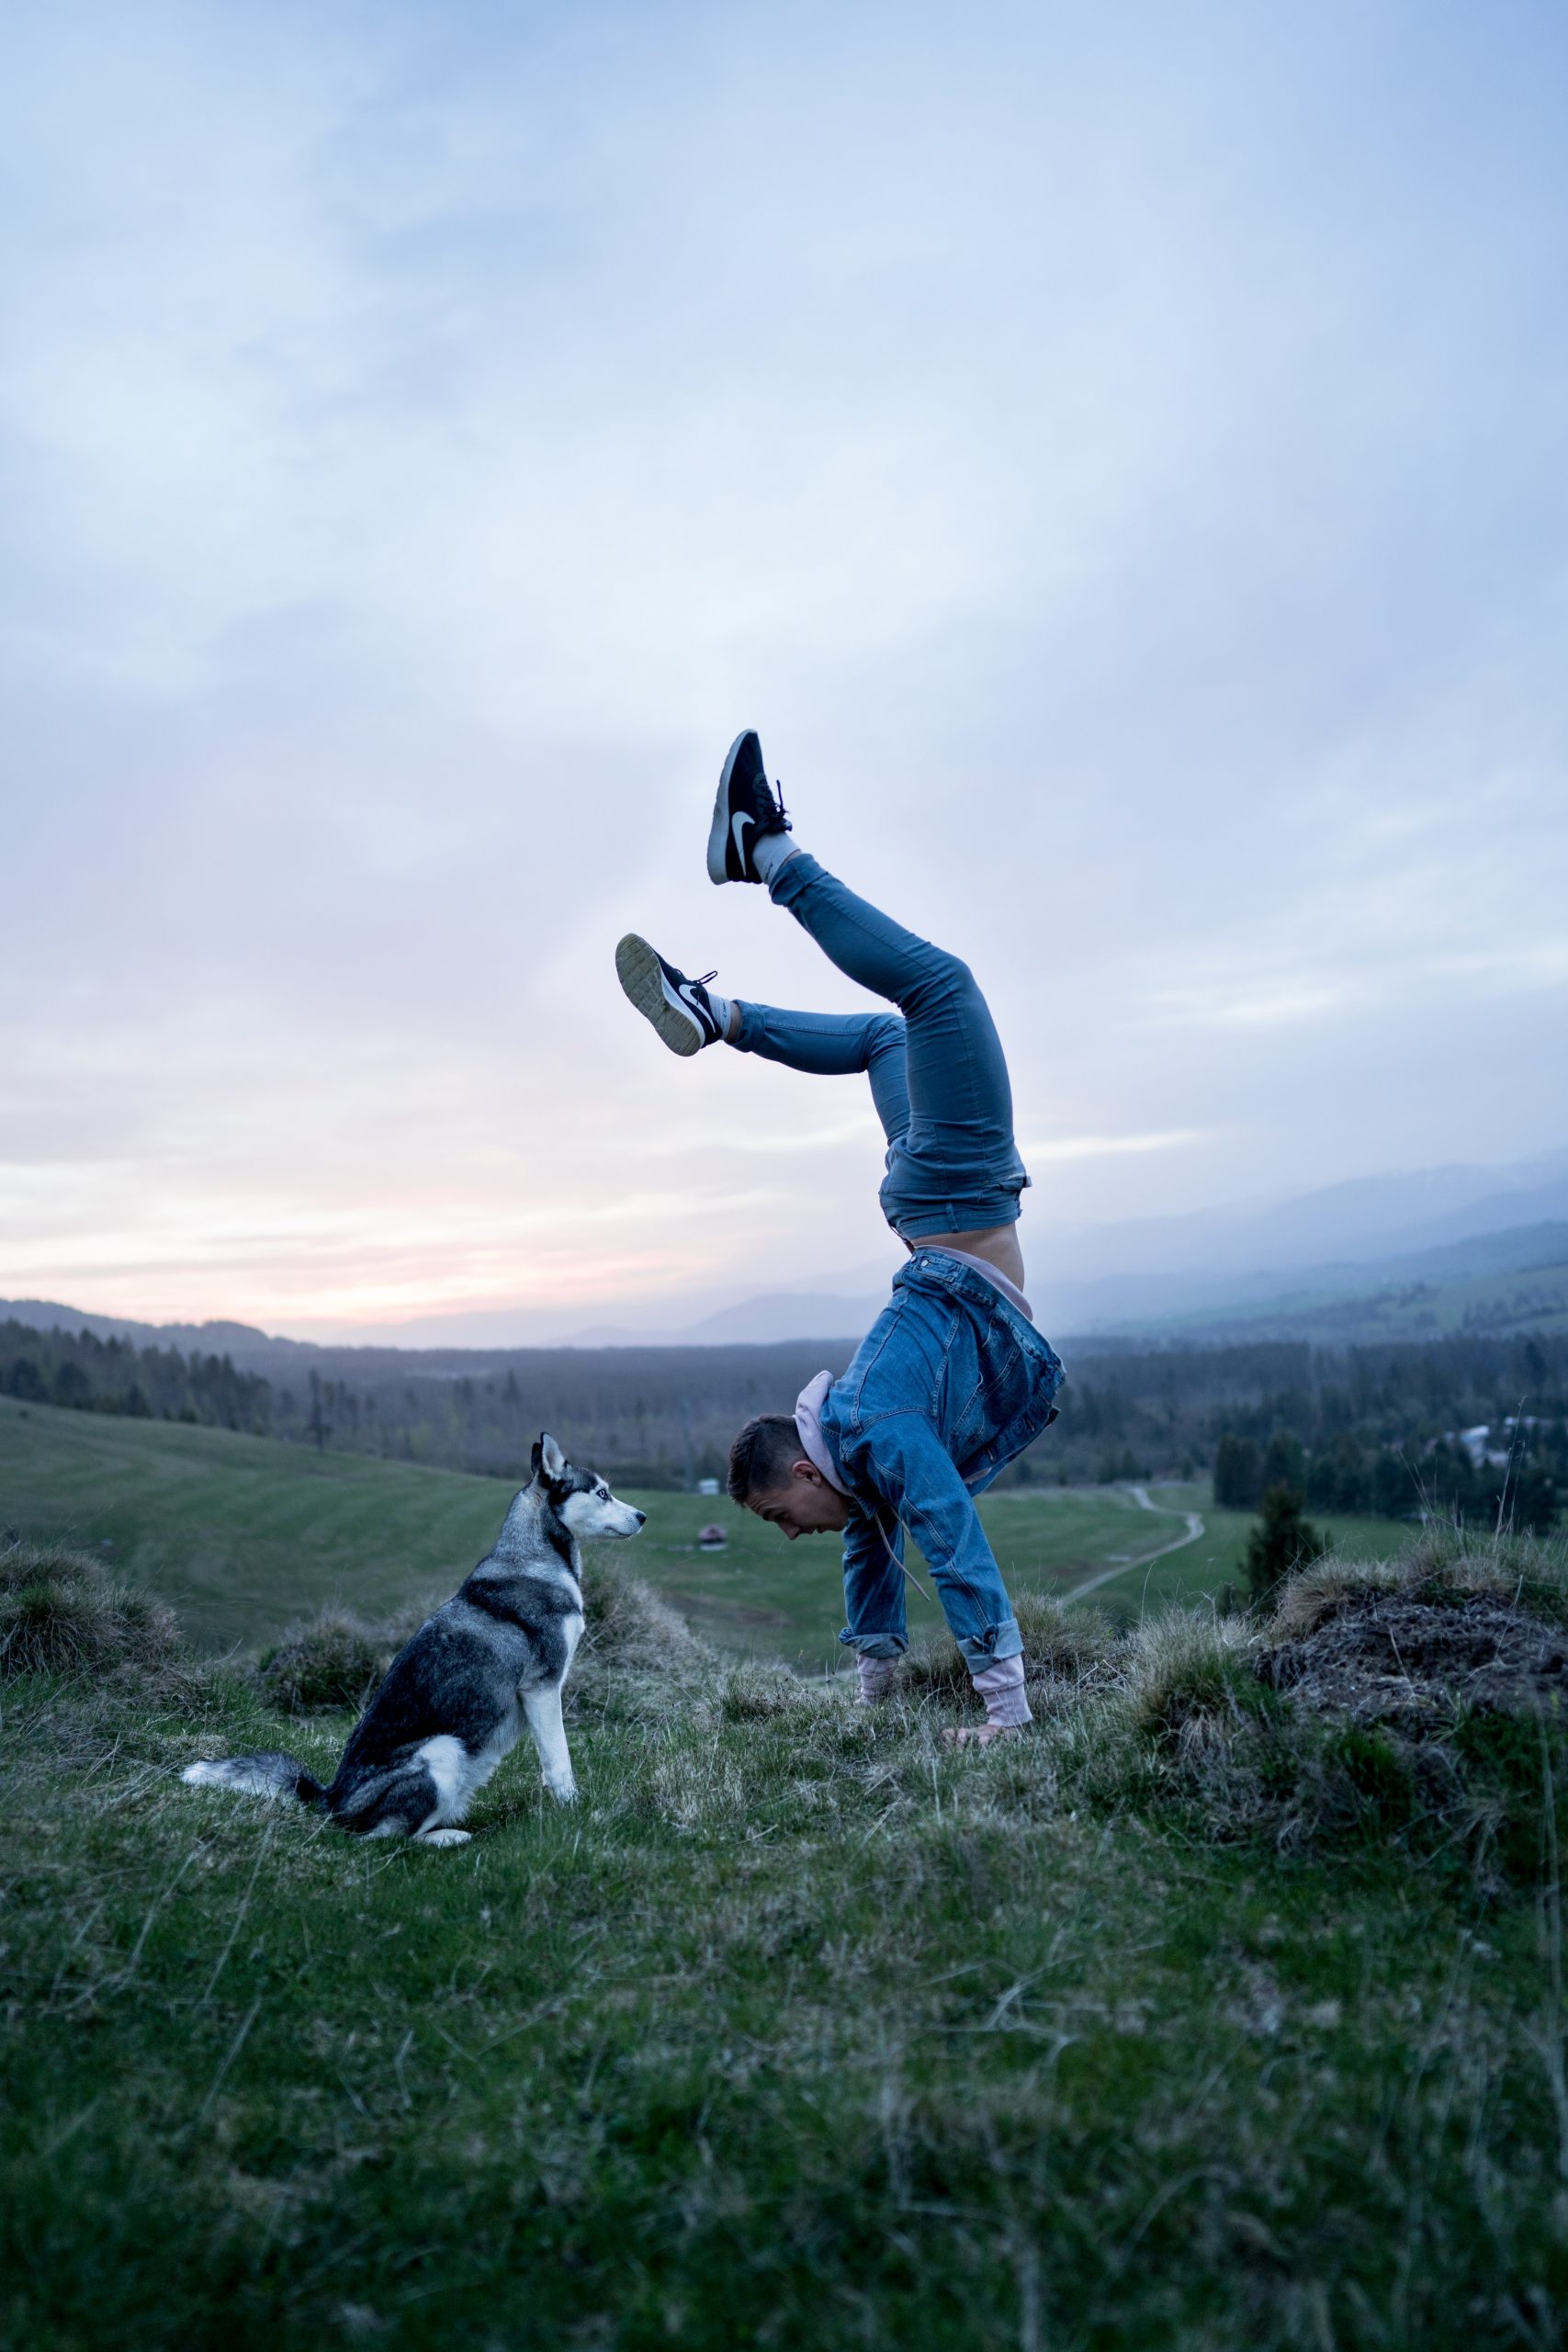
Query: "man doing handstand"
615 731 1063 1742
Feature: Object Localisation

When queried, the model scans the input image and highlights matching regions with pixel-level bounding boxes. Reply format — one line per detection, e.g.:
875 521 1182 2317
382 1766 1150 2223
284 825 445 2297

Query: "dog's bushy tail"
182 1751 326 1804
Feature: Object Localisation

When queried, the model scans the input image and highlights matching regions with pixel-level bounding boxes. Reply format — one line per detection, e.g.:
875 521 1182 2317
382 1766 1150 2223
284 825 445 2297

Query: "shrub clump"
0 1538 182 1680
578 1559 708 1677
569 1560 713 1724
258 1610 397 1714
1122 1609 1275 1749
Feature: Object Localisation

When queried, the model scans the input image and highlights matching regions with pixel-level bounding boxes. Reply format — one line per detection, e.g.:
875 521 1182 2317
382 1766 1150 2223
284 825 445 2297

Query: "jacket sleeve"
839 1411 1001 1595
837 1498 908 1654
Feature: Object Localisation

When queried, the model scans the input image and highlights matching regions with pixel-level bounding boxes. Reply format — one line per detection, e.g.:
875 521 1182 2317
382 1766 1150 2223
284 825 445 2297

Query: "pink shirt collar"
794 1369 852 1495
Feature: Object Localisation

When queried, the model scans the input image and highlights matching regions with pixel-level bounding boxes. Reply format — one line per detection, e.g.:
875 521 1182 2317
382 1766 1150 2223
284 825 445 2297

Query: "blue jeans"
732 854 1060 1668
733 853 1031 1238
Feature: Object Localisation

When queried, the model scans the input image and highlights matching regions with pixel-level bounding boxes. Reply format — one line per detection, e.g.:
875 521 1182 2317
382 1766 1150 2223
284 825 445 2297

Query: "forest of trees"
3 1317 1562 1532
0 1320 270 1432
1212 1424 1557 1537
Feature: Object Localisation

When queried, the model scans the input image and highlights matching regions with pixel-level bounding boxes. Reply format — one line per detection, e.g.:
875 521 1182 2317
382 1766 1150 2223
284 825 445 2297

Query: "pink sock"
857 1655 899 1706
971 1656 1032 1728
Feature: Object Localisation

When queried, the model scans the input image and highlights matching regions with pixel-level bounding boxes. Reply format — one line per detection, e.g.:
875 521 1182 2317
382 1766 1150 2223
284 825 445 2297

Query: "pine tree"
1244 1483 1325 1613
1213 1433 1261 1509
307 1371 333 1454
1261 1430 1306 1494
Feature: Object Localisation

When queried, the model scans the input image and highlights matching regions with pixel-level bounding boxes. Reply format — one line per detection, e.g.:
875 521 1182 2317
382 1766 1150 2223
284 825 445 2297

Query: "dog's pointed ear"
537 1431 567 1484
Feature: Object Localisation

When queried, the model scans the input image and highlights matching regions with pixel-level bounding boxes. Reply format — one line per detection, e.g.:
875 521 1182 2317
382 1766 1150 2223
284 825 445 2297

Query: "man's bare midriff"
908 1224 1025 1290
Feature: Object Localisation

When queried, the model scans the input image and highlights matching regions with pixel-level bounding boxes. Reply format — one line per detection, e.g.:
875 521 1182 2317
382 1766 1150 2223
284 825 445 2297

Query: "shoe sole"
707 729 756 885
615 933 704 1057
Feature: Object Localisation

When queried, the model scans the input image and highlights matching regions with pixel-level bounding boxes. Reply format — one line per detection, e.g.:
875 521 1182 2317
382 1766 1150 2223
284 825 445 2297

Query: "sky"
3 0 1566 1343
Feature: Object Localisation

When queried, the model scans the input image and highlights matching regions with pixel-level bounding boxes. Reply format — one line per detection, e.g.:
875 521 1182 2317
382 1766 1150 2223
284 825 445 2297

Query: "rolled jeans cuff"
956 1623 1022 1669
840 1631 907 1660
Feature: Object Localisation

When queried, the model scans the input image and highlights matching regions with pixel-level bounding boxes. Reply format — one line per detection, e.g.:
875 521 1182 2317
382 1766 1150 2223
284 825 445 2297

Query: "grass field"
0 1396 1411 1667
6 1513 1568 2346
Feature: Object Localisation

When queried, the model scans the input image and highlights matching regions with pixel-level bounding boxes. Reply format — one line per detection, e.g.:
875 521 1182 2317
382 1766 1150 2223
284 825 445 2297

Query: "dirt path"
1060 1485 1206 1605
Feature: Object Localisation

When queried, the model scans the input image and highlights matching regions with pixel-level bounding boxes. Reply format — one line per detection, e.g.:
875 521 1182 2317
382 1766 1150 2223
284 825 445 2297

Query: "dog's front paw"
417 1826 473 1848
546 1781 579 1806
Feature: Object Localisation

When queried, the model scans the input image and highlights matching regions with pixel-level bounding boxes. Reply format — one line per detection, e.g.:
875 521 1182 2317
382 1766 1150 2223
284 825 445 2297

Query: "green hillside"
0 1395 518 1653
0 1396 1409 1663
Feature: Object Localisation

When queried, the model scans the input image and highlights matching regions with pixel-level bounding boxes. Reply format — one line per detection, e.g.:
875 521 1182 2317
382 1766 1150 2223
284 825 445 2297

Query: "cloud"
1020 1131 1205 1165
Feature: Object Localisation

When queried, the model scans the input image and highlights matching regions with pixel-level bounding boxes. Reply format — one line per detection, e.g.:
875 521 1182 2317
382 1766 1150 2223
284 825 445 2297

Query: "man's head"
728 1413 852 1540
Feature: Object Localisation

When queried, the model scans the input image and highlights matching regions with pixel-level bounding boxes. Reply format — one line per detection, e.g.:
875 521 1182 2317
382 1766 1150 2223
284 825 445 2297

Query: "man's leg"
743 852 1027 1241
705 731 1023 1235
729 1004 911 1153
615 936 919 1170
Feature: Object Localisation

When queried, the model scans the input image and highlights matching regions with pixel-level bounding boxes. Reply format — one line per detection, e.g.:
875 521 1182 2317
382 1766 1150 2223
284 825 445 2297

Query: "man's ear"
791 1458 823 1486
537 1431 568 1483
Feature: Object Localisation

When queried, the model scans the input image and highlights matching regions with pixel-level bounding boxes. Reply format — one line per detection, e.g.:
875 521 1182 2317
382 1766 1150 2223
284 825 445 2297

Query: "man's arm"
839 1411 1021 1665
838 1502 908 1656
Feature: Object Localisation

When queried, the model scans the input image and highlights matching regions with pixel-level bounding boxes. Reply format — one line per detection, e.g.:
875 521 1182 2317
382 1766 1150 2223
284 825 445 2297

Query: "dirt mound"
1258 1590 1568 1732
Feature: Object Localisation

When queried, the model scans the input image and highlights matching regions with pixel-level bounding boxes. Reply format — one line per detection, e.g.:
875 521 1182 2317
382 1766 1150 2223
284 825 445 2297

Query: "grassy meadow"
8 1394 1567 2347
0 1394 1407 1664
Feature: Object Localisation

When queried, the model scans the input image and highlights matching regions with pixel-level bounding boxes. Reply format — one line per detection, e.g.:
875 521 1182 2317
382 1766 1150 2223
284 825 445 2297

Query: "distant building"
695 1477 720 1496
1451 1424 1512 1468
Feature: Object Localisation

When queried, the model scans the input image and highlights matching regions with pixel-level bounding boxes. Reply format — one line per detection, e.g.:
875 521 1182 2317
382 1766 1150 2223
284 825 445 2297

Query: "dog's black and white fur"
183 1434 644 1845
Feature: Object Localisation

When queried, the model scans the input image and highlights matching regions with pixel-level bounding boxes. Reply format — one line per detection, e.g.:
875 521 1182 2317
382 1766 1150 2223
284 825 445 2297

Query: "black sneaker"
707 728 790 884
615 934 726 1057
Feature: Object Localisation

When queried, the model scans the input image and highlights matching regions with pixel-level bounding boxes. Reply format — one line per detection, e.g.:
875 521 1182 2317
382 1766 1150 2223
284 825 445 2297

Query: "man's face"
747 1460 852 1541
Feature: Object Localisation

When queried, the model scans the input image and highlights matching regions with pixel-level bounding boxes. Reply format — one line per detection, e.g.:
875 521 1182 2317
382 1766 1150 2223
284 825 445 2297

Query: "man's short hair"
727 1413 802 1505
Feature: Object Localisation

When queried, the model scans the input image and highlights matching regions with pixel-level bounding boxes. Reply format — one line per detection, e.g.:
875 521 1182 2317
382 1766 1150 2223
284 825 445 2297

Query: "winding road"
1060 1485 1206 1604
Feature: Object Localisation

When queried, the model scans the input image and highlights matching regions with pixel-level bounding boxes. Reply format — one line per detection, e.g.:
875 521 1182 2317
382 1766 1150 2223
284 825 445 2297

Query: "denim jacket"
817 1250 1063 1665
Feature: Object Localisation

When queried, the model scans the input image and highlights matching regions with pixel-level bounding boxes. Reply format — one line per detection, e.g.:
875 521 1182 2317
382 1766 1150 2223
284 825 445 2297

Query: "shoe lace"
694 970 718 989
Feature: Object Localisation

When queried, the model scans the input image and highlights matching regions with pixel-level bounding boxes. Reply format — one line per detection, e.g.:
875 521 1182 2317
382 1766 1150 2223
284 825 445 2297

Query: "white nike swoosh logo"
665 977 707 1028
731 809 754 864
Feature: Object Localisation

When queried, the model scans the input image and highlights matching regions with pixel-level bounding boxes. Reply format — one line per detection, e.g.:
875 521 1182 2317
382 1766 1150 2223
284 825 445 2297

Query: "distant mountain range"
1094 1220 1568 1348
1033 1147 1568 1330
6 1148 1568 1364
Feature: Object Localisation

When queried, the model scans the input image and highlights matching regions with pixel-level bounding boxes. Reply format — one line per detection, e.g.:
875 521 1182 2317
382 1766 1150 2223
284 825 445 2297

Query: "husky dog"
183 1434 644 1845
